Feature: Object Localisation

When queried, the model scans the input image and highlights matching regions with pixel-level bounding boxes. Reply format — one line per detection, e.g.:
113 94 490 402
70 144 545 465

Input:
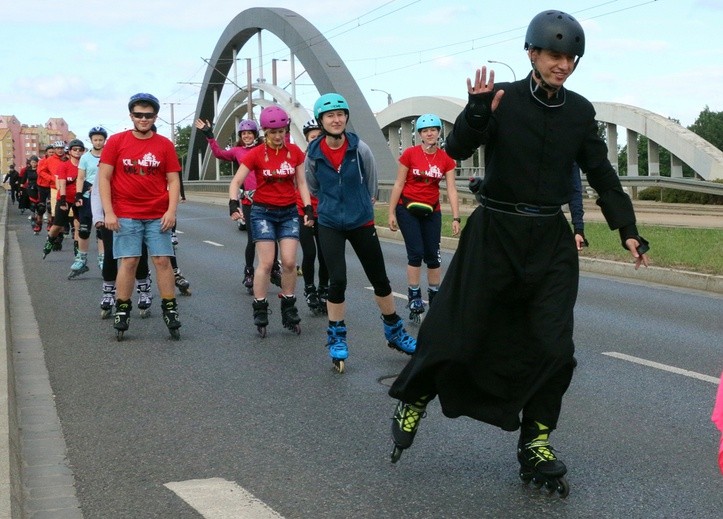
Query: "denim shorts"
250 204 299 242
113 218 174 258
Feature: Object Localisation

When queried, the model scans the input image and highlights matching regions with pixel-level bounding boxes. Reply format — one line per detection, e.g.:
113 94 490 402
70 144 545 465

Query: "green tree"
688 106 723 152
174 124 233 177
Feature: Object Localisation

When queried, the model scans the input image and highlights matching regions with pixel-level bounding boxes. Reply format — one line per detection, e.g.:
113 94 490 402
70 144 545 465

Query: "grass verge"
375 206 722 276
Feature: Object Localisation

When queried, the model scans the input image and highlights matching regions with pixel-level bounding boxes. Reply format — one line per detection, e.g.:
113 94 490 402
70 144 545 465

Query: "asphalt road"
8 200 723 518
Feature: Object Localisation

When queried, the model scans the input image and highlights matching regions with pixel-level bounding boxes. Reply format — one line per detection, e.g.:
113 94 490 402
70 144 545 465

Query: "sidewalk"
184 190 723 294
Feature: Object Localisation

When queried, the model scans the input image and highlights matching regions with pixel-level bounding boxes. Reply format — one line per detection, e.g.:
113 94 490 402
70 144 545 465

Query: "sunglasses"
131 112 157 120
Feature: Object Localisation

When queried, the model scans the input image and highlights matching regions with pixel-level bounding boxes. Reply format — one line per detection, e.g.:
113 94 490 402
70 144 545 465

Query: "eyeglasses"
131 112 157 120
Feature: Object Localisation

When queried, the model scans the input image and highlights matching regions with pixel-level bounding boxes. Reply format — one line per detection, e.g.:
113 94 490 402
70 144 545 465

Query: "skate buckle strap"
526 439 558 463
396 403 426 433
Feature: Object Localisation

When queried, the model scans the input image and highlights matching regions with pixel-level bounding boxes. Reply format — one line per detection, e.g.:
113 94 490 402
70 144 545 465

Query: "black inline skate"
252 298 270 337
317 284 329 314
304 284 323 315
427 287 439 307
280 295 301 334
407 286 425 324
174 268 191 296
390 396 430 463
161 298 181 340
517 421 569 498
113 299 132 341
242 266 254 295
270 261 282 288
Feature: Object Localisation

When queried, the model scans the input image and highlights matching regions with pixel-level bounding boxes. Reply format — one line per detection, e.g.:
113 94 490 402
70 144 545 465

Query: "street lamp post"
371 88 393 106
487 60 517 82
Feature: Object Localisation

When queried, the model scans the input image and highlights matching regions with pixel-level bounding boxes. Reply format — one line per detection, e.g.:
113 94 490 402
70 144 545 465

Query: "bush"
638 182 723 205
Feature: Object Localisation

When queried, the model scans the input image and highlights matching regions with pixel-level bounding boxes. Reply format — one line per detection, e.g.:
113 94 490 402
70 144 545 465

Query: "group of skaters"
11 93 191 340
10 9 654 498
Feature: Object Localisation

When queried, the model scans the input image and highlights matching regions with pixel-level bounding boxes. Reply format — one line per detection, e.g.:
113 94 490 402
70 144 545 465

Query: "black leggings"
300 223 328 288
317 224 391 304
100 227 149 283
241 203 255 268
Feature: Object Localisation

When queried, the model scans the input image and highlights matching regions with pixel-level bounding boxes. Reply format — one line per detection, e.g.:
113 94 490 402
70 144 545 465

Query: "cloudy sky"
2 0 721 143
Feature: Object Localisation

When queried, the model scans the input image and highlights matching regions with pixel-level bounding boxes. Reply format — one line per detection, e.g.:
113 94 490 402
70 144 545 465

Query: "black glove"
303 204 315 224
229 199 240 216
75 192 84 204
201 124 214 139
465 91 495 131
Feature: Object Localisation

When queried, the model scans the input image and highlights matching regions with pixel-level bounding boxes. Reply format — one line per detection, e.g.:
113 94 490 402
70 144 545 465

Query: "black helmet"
524 10 585 58
128 92 160 113
67 138 85 151
29 155 39 162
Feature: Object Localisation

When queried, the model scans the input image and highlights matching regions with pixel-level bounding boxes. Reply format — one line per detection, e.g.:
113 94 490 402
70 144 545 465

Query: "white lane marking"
602 352 719 384
164 478 285 519
176 230 184 234
203 240 224 247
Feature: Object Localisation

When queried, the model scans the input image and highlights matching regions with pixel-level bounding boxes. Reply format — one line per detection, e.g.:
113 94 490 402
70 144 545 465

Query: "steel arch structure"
185 7 396 181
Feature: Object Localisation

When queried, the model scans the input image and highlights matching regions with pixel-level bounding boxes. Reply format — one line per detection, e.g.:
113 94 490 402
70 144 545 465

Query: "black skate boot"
161 298 181 340
113 299 132 341
52 233 64 251
390 396 431 463
304 284 322 315
252 298 270 337
427 287 439 307
42 236 55 259
517 421 569 498
407 286 425 324
270 261 282 288
280 295 301 334
242 266 254 295
174 268 191 296
317 284 329 314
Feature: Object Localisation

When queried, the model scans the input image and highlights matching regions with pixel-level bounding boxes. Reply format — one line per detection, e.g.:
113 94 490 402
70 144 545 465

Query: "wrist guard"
202 126 214 139
465 91 494 131
229 199 240 216
303 204 314 221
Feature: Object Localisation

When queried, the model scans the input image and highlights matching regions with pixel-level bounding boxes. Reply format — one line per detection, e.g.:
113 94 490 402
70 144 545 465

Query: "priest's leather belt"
480 196 561 216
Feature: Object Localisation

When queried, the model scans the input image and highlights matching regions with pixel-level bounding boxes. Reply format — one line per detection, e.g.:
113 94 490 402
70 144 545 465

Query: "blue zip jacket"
305 131 379 231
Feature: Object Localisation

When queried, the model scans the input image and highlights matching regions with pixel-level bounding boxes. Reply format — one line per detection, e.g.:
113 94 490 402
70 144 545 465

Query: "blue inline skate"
383 318 416 355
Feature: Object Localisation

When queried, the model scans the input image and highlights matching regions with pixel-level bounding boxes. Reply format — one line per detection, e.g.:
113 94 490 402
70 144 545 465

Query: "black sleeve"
444 106 487 160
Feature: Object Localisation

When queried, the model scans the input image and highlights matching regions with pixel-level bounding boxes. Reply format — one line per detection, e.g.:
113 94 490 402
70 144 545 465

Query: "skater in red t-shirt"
98 92 182 340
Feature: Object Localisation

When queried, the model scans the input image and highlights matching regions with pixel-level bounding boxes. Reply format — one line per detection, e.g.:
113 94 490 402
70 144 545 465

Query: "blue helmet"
88 126 108 138
415 113 442 133
314 93 349 120
128 92 160 113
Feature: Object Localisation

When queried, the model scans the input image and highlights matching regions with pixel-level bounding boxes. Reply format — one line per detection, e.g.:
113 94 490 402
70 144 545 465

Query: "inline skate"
407 286 425 324
100 283 115 319
252 298 270 338
427 287 439 307
113 299 132 341
67 252 90 279
304 284 323 315
390 396 430 463
327 322 348 373
317 284 329 314
280 295 301 334
97 253 104 270
242 266 254 295
136 277 153 318
517 422 570 498
161 298 181 340
174 268 191 296
383 318 416 355
270 261 282 288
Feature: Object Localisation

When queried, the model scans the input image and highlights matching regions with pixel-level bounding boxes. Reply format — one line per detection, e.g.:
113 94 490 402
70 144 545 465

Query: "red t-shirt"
241 143 305 207
398 145 456 210
320 138 349 172
100 131 181 219
55 160 79 200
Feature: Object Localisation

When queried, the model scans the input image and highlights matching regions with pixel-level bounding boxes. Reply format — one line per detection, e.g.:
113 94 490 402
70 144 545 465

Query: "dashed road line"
602 352 719 384
165 478 284 519
203 240 224 247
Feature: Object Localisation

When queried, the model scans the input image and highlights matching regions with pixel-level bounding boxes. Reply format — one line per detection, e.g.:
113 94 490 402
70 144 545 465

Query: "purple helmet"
259 105 289 129
237 119 259 134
